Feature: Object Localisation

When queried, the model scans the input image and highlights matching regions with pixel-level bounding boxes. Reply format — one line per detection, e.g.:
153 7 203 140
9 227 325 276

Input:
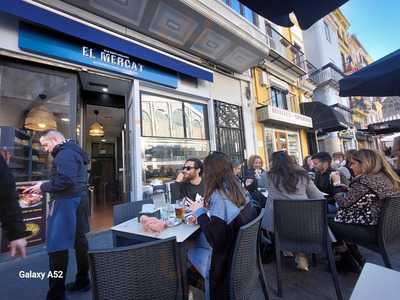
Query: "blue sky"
340 0 400 60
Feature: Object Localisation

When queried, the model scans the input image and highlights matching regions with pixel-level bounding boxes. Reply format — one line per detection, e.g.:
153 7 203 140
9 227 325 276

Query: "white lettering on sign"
83 47 144 73
257 105 313 128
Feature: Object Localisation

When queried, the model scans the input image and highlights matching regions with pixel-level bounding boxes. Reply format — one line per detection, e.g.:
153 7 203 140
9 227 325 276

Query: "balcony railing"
265 23 307 75
309 63 345 87
258 94 300 114
300 60 318 84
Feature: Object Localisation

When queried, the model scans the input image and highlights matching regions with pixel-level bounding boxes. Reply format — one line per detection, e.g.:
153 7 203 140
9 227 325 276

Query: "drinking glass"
174 200 185 221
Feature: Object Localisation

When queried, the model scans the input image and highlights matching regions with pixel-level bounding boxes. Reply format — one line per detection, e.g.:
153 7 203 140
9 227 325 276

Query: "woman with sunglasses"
330 149 400 272
261 150 326 271
186 151 257 299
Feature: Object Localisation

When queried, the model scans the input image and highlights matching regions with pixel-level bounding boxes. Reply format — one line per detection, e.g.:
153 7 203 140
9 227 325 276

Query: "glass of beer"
174 200 185 221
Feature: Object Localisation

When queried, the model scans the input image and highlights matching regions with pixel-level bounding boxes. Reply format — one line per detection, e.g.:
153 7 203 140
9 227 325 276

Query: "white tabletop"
350 263 400 300
111 218 200 243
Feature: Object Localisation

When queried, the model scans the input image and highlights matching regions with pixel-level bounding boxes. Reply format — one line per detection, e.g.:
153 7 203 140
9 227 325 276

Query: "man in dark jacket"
0 151 29 257
24 131 90 300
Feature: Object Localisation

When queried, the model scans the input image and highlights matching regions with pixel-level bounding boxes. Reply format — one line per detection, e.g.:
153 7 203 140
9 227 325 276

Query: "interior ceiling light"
24 105 57 132
89 110 104 137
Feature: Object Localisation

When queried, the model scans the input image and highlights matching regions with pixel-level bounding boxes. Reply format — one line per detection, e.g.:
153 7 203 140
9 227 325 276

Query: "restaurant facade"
0 0 271 242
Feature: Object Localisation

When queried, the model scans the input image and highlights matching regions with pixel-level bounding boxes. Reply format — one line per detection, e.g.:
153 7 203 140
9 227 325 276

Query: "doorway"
79 72 133 231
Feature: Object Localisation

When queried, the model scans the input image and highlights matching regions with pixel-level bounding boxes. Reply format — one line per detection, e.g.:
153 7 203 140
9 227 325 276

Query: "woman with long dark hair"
186 151 257 299
261 151 325 270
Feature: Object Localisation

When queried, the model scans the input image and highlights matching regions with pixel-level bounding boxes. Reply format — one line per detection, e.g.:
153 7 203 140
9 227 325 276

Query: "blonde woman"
330 149 400 272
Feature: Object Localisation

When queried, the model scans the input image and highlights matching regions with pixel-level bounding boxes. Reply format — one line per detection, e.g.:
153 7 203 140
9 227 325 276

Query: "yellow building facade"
252 23 315 168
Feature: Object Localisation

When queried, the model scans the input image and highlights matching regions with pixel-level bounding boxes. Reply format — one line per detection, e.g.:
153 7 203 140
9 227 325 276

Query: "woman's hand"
186 199 204 213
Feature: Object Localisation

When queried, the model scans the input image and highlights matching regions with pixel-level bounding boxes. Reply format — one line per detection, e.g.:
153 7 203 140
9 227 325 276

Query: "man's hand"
23 182 43 194
10 238 27 258
176 172 185 183
186 199 204 213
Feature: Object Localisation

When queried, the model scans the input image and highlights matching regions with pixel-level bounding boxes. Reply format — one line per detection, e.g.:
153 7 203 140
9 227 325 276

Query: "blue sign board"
19 23 178 88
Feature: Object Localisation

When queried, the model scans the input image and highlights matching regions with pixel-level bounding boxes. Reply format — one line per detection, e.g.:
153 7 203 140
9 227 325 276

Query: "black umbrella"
239 0 349 30
339 49 400 97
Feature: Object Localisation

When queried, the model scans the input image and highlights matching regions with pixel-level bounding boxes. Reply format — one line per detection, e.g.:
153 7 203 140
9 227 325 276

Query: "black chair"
350 197 400 269
169 181 181 203
229 209 270 300
89 237 184 300
86 230 114 250
274 199 343 300
113 199 153 225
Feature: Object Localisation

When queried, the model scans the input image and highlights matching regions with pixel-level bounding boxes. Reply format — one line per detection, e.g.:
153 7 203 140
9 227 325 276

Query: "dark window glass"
271 87 288 110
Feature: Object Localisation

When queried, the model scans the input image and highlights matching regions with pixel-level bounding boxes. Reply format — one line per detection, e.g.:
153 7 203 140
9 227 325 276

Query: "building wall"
303 19 342 69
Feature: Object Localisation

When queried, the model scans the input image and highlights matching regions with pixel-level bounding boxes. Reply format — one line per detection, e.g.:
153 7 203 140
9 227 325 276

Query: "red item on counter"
139 215 167 233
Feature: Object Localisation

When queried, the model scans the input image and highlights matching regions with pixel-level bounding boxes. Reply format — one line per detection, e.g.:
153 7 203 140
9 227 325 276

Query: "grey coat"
260 172 325 231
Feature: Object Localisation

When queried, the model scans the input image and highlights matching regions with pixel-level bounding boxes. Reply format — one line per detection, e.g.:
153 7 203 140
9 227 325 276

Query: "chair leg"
275 244 283 297
312 253 317 267
381 247 392 269
258 238 270 300
327 246 343 300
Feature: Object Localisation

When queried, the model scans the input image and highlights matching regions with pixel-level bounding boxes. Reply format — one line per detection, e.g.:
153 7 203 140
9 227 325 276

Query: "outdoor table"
111 217 200 298
350 263 400 300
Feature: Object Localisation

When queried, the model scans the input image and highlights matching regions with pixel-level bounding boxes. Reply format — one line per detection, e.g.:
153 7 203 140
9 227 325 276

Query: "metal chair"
89 237 184 300
274 199 343 300
350 197 400 269
230 208 270 300
112 199 153 225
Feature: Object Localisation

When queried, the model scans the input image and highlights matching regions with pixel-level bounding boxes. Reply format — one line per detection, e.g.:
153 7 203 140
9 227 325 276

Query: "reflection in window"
142 138 209 184
171 106 184 138
185 102 206 139
141 94 207 140
271 87 288 110
153 102 171 137
141 101 152 136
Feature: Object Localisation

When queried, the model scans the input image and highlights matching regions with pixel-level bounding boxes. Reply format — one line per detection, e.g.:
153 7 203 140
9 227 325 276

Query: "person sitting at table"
260 150 325 271
244 154 267 210
329 149 400 273
175 158 205 201
186 151 257 300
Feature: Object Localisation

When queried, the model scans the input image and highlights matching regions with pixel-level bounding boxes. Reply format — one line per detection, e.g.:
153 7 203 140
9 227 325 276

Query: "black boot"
347 244 366 267
336 250 362 274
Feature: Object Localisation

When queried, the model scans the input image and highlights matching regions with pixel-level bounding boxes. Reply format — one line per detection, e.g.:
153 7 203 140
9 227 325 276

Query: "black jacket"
197 202 257 299
0 155 29 241
314 167 335 203
41 140 89 199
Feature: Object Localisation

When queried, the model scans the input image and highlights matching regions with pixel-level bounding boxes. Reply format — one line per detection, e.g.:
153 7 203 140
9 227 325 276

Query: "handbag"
334 184 380 225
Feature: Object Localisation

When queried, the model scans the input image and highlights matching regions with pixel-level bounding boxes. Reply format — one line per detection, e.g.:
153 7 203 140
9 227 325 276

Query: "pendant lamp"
89 110 104 137
24 105 57 131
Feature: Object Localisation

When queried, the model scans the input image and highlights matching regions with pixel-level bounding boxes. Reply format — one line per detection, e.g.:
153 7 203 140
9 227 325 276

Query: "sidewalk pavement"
0 242 399 300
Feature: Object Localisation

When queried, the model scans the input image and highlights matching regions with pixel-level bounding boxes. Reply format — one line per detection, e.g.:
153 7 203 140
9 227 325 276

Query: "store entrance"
79 72 133 231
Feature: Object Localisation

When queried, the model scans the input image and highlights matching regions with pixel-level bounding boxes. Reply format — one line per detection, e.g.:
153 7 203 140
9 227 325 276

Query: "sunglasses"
182 166 196 171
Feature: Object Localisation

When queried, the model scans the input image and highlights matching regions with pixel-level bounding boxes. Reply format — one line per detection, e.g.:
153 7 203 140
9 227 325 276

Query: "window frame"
140 91 209 141
324 22 331 43
270 87 288 110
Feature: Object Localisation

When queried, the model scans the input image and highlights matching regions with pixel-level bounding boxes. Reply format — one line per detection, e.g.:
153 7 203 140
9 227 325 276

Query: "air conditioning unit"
260 71 269 87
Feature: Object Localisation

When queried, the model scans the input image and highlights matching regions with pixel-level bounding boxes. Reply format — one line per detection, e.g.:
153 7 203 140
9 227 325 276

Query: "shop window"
0 62 76 182
141 93 207 140
271 87 288 110
184 102 207 139
142 138 209 184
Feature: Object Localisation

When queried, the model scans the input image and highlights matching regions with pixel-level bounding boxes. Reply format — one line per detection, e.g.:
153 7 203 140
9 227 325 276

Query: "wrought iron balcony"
309 63 345 88
265 23 307 77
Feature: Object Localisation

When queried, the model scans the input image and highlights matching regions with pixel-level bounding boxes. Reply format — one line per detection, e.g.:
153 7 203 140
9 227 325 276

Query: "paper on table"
142 204 155 213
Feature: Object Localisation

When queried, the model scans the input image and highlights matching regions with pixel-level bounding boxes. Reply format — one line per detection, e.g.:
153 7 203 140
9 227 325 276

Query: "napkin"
140 215 166 233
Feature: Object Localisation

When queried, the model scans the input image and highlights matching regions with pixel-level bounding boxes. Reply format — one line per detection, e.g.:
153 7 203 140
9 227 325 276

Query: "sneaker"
295 254 309 271
66 282 91 293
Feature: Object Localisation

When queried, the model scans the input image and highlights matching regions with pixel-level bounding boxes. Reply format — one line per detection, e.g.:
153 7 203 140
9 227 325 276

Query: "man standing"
0 151 28 258
24 131 90 300
175 158 204 201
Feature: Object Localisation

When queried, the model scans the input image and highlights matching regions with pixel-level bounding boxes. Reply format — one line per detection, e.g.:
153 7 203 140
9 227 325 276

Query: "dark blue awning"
0 0 213 83
239 0 349 30
339 49 400 97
